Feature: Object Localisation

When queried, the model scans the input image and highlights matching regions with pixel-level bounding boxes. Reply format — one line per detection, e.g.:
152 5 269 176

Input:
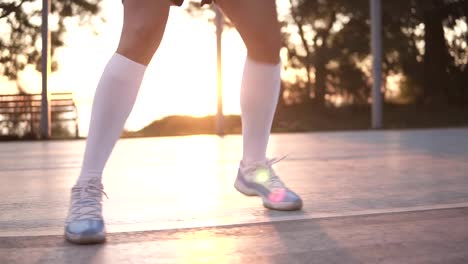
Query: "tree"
285 0 467 106
381 0 467 105
380 0 466 105
284 0 370 106
421 0 467 104
0 0 101 82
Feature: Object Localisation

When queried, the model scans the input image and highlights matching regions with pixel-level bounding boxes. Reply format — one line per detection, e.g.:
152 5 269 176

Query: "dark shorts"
122 0 214 7
171 0 213 6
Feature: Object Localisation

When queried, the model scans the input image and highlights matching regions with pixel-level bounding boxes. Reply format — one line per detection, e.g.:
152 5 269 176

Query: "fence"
0 92 79 139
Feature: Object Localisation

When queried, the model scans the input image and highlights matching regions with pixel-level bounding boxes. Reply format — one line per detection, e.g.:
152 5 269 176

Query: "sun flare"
17 1 248 136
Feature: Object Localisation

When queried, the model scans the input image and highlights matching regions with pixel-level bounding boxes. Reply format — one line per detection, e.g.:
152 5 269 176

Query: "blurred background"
0 0 467 140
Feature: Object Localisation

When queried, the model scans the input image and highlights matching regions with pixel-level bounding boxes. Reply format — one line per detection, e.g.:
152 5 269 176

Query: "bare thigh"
216 0 281 64
117 0 171 65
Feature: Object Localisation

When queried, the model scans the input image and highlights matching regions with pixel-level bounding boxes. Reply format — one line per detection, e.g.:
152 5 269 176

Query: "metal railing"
0 92 79 139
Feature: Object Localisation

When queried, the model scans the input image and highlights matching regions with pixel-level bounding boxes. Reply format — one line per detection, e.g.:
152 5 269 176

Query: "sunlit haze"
1 1 290 136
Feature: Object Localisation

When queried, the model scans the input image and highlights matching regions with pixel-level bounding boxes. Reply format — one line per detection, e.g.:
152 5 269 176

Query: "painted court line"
2 202 468 237
107 202 468 233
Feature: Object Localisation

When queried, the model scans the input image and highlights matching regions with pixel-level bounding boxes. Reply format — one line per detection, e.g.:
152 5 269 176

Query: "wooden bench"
0 92 79 139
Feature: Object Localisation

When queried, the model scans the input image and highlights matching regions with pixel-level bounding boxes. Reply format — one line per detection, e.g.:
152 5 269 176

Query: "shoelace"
241 156 288 189
67 179 108 222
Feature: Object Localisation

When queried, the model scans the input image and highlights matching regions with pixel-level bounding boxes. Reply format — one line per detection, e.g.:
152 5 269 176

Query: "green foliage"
285 0 467 106
0 0 101 81
284 0 371 105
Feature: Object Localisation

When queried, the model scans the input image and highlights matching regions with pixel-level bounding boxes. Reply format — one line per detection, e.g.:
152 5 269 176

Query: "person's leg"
217 0 281 164
78 0 170 186
217 0 302 211
65 0 171 244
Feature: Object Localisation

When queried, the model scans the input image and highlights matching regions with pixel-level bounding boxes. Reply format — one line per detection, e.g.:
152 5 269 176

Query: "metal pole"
370 0 383 129
215 6 224 136
41 0 51 139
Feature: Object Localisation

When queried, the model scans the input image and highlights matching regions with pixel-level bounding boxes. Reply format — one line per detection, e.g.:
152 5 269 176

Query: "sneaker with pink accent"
234 157 303 211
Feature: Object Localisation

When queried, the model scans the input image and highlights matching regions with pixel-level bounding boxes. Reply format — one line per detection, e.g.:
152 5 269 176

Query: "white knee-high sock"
77 53 146 184
240 57 281 164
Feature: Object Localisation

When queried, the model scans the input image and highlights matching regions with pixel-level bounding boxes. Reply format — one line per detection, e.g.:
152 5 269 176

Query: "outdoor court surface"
1 127 467 263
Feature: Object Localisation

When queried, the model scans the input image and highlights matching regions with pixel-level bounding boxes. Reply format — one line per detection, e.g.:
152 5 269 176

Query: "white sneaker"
64 178 107 244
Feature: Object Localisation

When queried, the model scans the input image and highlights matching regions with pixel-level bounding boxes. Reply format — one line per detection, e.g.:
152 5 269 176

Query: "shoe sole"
234 178 303 211
65 231 106 245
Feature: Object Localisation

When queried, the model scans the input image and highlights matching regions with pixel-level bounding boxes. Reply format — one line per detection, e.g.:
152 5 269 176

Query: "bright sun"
48 1 247 136
126 14 247 132
2 1 293 137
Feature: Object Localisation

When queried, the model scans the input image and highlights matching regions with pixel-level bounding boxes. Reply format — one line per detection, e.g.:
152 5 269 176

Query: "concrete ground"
1 128 467 263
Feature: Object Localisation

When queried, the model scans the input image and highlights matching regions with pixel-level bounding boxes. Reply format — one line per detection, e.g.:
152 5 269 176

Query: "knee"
244 30 282 64
117 21 166 65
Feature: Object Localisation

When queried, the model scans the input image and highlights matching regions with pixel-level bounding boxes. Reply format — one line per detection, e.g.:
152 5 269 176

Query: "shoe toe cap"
284 190 302 203
66 220 105 235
